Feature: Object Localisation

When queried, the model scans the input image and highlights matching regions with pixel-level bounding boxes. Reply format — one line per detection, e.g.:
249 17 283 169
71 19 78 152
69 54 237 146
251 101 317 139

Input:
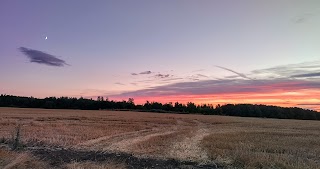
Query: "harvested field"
0 107 319 169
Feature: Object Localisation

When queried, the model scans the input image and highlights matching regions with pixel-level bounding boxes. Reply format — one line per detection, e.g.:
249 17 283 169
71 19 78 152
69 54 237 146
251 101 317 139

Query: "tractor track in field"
75 119 213 162
75 127 177 152
1 117 222 168
169 120 211 163
75 128 157 148
75 118 214 164
26 117 219 169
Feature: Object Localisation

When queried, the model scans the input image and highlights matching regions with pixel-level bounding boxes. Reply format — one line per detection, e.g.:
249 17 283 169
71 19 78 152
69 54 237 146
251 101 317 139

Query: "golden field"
0 107 319 169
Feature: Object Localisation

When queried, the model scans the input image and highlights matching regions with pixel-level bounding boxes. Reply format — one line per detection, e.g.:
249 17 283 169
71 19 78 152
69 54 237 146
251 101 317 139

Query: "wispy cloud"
19 47 69 67
292 13 313 23
191 69 205 72
131 71 152 75
139 71 152 75
251 60 320 79
291 72 320 78
195 74 208 78
115 82 125 85
109 61 320 110
215 66 253 80
186 74 209 81
155 74 170 78
160 77 184 82
298 103 320 106
113 79 320 97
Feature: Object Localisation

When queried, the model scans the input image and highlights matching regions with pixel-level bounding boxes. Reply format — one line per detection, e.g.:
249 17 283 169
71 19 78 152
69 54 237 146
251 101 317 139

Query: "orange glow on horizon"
110 89 320 111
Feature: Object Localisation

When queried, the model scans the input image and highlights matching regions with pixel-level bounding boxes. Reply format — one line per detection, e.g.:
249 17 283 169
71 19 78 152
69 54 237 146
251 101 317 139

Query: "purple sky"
1 0 320 110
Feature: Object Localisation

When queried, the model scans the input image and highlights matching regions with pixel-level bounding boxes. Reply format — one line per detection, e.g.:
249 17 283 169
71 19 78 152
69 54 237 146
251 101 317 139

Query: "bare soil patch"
28 147 219 169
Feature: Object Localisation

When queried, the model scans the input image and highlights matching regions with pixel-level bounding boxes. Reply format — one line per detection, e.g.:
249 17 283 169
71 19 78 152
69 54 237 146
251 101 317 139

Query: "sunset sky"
1 0 320 111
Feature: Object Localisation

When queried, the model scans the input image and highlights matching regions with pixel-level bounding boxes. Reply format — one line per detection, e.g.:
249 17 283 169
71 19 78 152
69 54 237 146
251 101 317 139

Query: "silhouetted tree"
0 94 319 121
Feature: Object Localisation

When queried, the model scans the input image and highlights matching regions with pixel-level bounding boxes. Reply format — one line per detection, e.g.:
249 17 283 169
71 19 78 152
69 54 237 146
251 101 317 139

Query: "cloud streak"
249 60 320 81
298 103 320 106
109 61 320 110
291 72 320 78
292 11 317 24
123 61 320 97
155 74 170 78
19 47 69 67
115 82 125 85
215 66 253 80
140 71 152 75
113 79 320 97
131 71 152 75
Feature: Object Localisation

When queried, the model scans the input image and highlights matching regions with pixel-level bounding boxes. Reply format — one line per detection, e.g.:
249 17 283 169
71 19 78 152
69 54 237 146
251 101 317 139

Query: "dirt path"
75 119 214 164
76 126 178 153
76 128 156 148
106 130 177 153
169 120 211 163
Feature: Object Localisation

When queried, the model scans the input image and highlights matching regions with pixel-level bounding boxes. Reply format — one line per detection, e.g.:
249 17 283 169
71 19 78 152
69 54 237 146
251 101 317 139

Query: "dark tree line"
0 94 319 120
